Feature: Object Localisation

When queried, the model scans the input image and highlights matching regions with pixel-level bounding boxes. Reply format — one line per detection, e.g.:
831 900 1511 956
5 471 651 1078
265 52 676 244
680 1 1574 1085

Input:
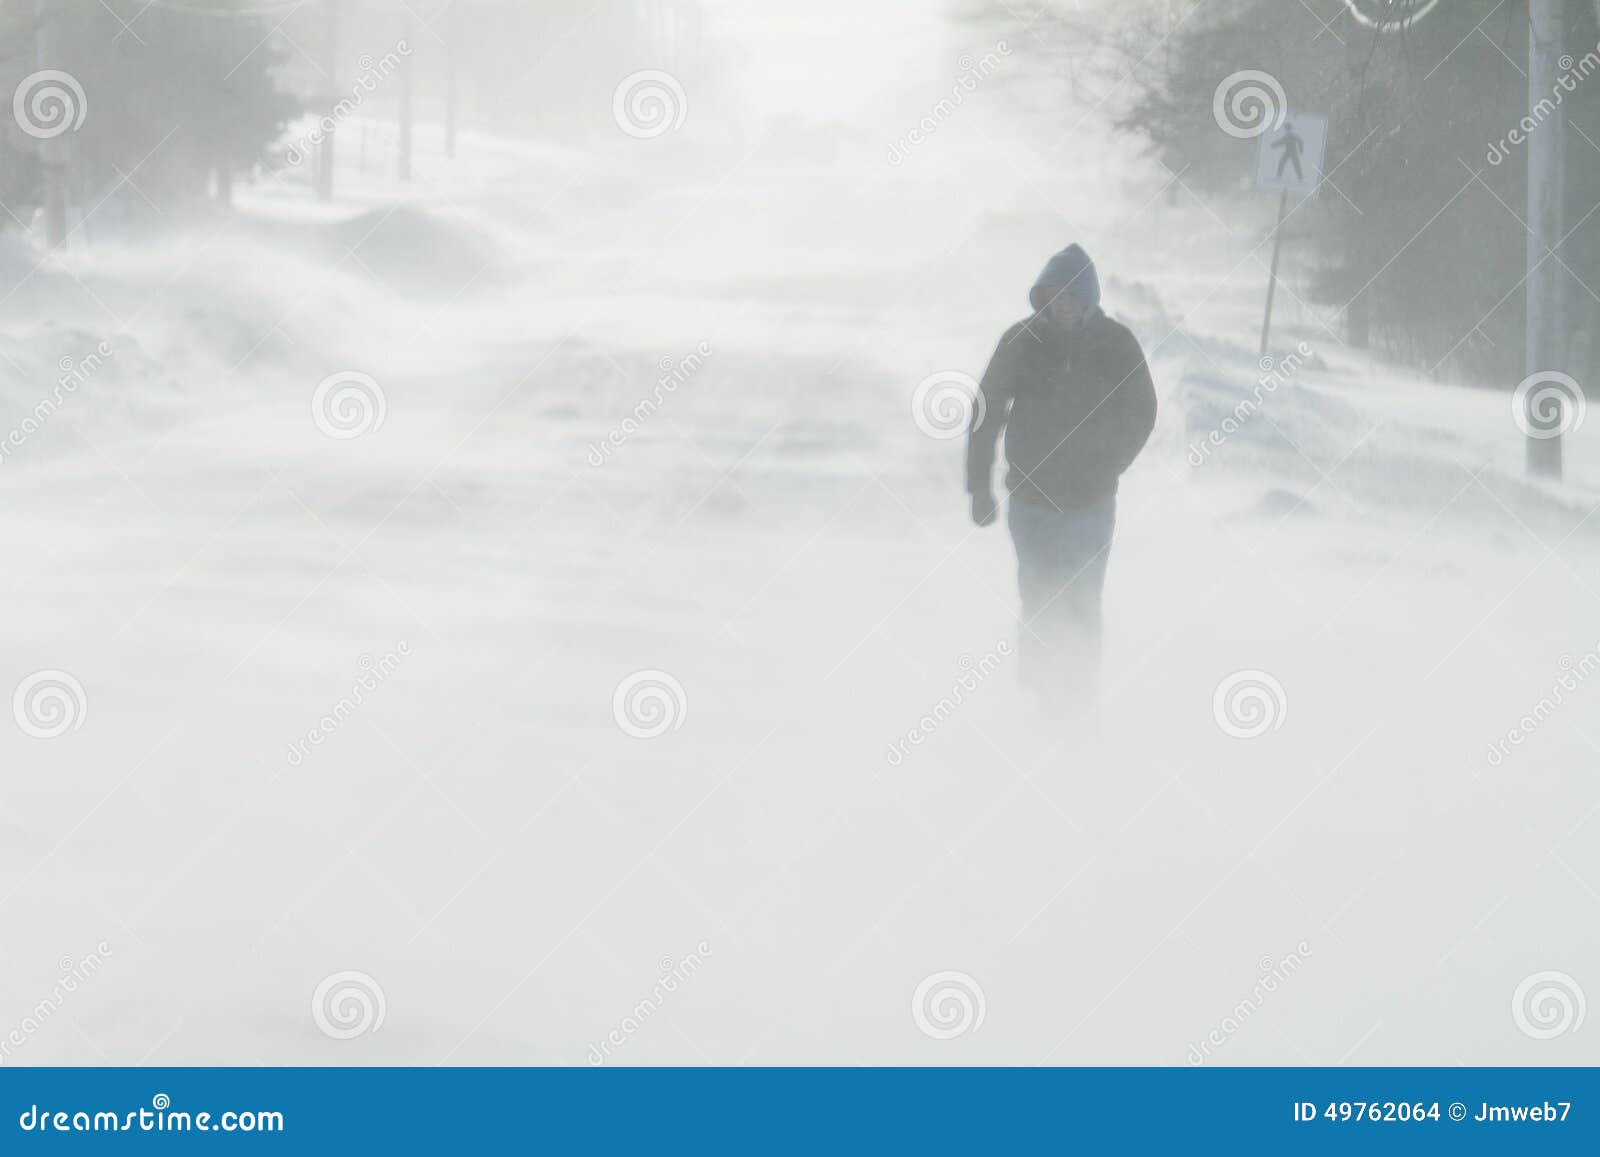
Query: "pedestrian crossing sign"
1254 113 1327 195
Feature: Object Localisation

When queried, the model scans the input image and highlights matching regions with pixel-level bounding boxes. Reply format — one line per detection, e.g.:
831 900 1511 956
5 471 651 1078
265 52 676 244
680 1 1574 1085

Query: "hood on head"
1029 244 1100 313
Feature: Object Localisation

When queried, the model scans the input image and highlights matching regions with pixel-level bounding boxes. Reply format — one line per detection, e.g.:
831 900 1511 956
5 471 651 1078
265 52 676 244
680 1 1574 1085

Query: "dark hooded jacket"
967 247 1156 507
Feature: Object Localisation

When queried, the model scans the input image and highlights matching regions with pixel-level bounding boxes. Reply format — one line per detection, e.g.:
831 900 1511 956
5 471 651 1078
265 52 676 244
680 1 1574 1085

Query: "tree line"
980 0 1600 388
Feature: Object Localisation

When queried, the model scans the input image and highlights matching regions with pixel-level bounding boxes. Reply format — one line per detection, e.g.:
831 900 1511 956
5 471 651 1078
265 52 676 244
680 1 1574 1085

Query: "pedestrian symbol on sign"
1273 120 1305 182
1255 113 1325 195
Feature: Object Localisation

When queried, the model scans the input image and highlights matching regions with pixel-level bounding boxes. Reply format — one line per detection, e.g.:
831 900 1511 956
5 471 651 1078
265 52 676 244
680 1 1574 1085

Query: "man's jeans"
1007 494 1117 696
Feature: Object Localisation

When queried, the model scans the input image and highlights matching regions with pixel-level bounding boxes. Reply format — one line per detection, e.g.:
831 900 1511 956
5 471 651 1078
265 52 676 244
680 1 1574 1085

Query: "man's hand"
970 489 999 527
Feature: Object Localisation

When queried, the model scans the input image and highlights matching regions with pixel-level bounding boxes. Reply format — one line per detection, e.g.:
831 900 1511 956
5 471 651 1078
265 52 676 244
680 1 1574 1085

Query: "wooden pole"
32 0 68 247
397 10 414 181
444 4 458 158
317 0 339 202
1526 0 1566 478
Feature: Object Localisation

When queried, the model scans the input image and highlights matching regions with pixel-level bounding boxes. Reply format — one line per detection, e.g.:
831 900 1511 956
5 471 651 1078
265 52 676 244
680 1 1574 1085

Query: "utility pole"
210 12 232 208
31 0 68 248
443 3 457 158
317 0 339 202
1526 0 1566 478
397 9 414 181
1165 0 1179 206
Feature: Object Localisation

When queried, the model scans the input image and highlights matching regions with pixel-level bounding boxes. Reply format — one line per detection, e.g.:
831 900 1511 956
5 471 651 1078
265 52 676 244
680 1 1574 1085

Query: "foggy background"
1 0 1596 1065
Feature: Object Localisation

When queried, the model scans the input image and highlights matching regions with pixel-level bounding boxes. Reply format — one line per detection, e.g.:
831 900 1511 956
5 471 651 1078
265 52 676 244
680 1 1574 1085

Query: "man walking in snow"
967 244 1157 699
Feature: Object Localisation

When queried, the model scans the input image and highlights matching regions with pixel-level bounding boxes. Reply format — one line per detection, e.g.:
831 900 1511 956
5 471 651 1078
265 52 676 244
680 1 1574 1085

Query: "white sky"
698 0 953 124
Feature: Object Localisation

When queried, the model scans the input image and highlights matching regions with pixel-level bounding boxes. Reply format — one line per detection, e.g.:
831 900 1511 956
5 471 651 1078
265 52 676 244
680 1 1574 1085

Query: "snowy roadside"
1 103 1596 1068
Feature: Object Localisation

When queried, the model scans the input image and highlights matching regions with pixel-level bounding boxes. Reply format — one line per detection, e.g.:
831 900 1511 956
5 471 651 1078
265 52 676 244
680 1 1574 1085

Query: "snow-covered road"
3 89 1598 1067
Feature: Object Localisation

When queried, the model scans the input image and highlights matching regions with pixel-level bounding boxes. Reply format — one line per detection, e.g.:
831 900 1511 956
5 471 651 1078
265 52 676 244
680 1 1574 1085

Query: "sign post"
1254 113 1327 356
